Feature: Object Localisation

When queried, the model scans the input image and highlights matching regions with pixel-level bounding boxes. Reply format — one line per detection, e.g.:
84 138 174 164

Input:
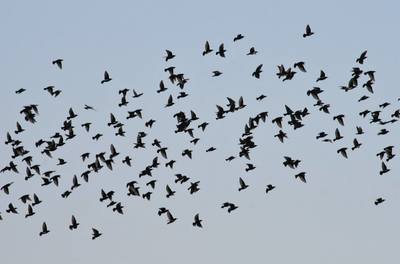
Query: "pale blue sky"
1 1 400 263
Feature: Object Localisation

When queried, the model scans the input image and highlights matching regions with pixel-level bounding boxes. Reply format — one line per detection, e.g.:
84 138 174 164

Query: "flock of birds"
1 24 397 239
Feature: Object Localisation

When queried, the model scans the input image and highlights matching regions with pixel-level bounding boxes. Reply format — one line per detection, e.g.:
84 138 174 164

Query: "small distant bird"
337 147 348 158
92 228 102 240
221 202 238 213
333 114 345 126
358 95 369 102
303 24 314 38
84 104 95 111
166 211 177 224
295 172 307 183
247 47 258 55
5 203 17 214
356 126 364 135
52 59 63 69
166 185 175 198
238 177 249 191
252 64 263 79
316 131 328 139
256 94 267 101
39 222 49 236
15 122 24 134
206 147 216 152
1 182 13 194
165 95 174 107
294 61 306 72
233 34 244 42
265 184 276 194
15 88 26 94
69 215 79 230
316 70 327 82
374 197 385 206
158 207 168 216
356 50 367 64
157 80 167 93
274 130 287 143
101 71 112 84
202 41 213 56
351 138 362 150
132 89 143 98
379 162 390 175
164 50 175 61
245 163 256 172
333 128 343 141
216 43 226 57
212 70 223 77
192 214 203 228
25 204 35 218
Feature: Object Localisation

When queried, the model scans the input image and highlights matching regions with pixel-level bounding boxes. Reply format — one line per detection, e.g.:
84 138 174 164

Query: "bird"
252 64 263 79
356 50 367 64
32 194 42 206
374 198 385 206
15 88 26 94
333 114 345 126
52 59 63 69
132 89 143 98
25 204 35 218
166 185 175 198
333 128 343 141
294 61 306 72
158 207 168 216
245 163 256 172
221 202 238 213
69 215 79 230
274 130 287 143
247 47 258 55
256 94 267 101
166 211 177 224
192 214 203 228
165 95 174 107
212 70 223 77
216 43 226 57
164 50 175 61
1 182 13 195
295 172 307 183
92 228 102 240
303 24 314 38
265 184 276 194
39 222 50 236
337 147 348 158
379 162 390 175
202 41 213 56
15 122 24 134
157 80 167 93
351 138 362 150
238 177 249 191
101 71 112 84
233 34 244 42
316 70 327 82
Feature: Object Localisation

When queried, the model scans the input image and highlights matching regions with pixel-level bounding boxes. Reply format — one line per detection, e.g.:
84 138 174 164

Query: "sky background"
1 0 400 263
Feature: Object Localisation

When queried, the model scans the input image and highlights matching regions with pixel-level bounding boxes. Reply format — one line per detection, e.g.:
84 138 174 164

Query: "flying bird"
303 24 314 38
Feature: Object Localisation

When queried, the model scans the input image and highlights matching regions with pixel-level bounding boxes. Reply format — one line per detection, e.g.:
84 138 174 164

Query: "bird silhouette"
39 222 49 236
52 59 63 69
101 71 112 84
303 24 314 38
192 214 203 228
69 215 79 230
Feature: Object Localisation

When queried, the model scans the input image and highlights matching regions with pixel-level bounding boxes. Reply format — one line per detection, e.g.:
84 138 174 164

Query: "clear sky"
1 1 400 263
